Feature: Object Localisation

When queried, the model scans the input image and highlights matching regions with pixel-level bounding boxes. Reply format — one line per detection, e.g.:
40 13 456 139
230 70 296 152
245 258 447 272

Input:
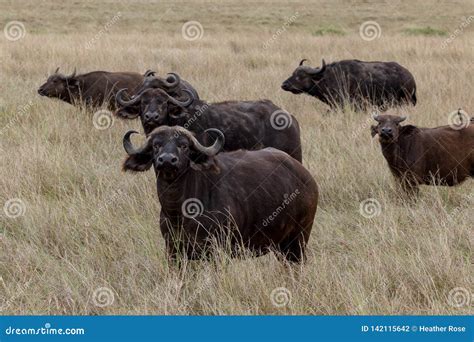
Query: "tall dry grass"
0 0 473 314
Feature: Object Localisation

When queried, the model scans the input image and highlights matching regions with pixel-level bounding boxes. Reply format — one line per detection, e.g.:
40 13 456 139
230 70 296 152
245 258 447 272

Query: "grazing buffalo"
116 75 302 161
38 68 144 110
371 114 474 194
122 126 318 262
282 59 417 111
114 72 199 119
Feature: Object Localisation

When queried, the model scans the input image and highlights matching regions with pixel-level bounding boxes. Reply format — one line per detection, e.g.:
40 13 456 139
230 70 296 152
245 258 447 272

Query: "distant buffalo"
371 114 474 194
122 126 318 262
115 72 199 119
38 68 144 110
282 59 417 111
116 74 303 161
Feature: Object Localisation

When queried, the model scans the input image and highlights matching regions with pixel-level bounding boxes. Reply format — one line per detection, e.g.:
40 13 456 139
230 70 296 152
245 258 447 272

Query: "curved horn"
184 128 225 157
68 68 76 78
306 59 326 75
162 72 181 89
144 69 156 77
396 116 407 123
123 130 148 155
372 113 381 122
116 88 148 107
299 59 307 66
166 89 194 107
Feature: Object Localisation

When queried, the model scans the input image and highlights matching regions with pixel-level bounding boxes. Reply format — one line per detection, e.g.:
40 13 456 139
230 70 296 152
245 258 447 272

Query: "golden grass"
0 0 472 315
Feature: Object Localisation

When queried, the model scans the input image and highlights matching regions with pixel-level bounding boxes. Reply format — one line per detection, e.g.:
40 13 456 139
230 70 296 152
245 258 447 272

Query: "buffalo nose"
281 82 289 90
157 153 178 166
381 127 393 135
38 87 44 95
144 111 159 121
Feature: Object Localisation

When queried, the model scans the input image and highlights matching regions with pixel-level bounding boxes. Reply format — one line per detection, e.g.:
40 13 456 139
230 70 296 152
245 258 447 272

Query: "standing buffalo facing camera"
122 126 318 262
116 75 302 162
37 68 144 110
371 114 474 194
282 59 417 111
115 72 200 119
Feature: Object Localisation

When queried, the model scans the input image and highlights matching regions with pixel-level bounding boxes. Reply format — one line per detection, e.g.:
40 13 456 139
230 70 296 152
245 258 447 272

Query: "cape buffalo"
122 126 318 262
114 72 199 119
116 85 303 162
371 114 474 194
38 68 144 110
282 59 417 111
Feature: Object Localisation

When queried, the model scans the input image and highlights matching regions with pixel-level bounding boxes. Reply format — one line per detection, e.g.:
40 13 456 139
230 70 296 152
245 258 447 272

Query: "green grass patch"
403 26 447 36
312 26 345 36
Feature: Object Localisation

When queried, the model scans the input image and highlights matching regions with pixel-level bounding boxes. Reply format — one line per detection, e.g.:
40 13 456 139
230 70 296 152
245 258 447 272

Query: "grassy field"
0 0 473 315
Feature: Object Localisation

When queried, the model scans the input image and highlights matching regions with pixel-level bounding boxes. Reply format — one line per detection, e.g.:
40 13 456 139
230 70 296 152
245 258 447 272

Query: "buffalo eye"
179 144 188 151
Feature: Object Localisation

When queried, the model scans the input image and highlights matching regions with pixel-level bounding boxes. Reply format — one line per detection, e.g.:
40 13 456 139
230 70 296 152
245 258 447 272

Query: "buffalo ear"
115 107 140 120
370 125 378 137
67 77 80 88
123 152 153 172
190 157 219 173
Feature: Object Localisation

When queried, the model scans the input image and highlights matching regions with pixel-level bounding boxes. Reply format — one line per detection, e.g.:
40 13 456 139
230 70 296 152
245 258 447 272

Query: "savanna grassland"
0 0 473 315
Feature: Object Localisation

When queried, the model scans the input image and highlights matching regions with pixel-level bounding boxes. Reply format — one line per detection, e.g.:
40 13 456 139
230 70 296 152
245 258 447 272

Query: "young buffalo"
371 114 474 194
282 59 417 111
38 68 144 110
122 126 318 262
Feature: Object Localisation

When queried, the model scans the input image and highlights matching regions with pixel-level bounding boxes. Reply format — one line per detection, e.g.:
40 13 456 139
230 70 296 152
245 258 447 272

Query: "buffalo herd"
37 58 473 263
